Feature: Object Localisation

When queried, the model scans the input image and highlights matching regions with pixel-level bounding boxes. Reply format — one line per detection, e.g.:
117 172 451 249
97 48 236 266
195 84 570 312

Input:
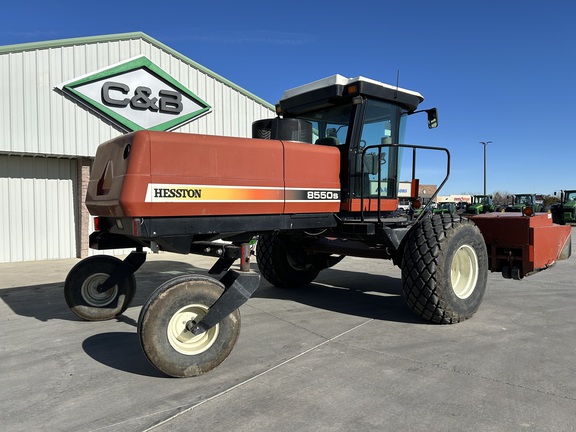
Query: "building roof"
0 31 274 110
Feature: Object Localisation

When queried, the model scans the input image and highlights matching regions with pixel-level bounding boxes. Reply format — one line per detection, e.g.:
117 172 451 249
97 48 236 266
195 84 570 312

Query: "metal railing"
358 143 451 223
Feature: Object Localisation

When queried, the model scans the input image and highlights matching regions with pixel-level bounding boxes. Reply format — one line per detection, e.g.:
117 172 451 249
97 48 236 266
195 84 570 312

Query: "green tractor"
551 190 576 224
434 201 457 214
465 195 495 215
504 193 543 213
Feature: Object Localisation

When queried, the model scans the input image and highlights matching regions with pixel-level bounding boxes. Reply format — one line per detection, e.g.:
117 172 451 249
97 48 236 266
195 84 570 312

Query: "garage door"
0 155 77 262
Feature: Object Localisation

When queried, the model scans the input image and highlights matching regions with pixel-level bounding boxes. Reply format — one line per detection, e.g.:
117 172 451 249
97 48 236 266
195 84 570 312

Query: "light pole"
479 141 492 195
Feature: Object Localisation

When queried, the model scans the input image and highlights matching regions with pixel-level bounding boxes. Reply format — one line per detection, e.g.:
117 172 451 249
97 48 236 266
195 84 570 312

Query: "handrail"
358 143 451 223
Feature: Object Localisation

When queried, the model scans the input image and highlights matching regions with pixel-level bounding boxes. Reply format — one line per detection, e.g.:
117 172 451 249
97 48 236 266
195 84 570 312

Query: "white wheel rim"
451 244 479 299
167 304 219 355
81 273 118 307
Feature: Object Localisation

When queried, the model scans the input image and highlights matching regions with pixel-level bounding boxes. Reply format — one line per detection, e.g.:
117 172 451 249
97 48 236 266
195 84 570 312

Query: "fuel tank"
86 130 341 217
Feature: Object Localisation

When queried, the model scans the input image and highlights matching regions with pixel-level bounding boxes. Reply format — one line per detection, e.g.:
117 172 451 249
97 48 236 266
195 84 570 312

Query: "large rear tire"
401 214 488 323
256 234 321 288
138 275 240 378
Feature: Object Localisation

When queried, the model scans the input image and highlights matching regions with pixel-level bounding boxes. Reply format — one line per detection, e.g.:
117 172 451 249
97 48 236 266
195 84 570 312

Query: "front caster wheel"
64 255 136 321
138 275 241 378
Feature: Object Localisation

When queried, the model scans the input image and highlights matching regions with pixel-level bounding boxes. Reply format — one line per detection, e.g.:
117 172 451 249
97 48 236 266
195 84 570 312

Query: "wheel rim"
286 254 307 271
167 304 219 355
81 273 118 307
451 244 479 299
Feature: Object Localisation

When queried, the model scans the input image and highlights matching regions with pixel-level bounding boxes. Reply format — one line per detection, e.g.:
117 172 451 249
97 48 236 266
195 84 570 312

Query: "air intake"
252 118 312 143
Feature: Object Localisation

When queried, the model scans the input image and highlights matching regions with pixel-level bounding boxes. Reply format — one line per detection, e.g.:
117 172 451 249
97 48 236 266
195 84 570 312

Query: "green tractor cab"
504 193 543 214
551 190 576 224
434 201 457 214
466 195 495 214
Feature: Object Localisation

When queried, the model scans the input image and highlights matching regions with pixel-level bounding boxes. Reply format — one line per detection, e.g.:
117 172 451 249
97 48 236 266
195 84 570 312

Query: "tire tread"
401 214 486 324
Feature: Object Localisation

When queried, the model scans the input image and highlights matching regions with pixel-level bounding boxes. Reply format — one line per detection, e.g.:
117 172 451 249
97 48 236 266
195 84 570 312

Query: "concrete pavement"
0 231 575 431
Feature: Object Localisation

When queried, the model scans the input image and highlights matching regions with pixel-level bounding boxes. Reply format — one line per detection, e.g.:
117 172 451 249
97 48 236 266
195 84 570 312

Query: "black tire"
256 234 320 288
64 255 136 321
401 214 488 324
138 275 240 378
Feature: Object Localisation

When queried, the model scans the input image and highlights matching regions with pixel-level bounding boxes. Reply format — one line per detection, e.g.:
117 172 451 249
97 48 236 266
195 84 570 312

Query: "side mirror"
408 107 439 129
426 108 438 129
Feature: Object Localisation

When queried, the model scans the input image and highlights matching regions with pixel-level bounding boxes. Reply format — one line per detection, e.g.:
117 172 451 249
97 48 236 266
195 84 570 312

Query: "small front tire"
64 255 136 321
138 275 241 378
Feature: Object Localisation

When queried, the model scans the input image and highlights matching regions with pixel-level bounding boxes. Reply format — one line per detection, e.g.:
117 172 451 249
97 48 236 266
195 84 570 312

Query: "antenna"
395 70 400 100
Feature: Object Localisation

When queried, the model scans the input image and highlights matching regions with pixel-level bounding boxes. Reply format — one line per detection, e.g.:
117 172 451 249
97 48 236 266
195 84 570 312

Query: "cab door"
343 99 405 214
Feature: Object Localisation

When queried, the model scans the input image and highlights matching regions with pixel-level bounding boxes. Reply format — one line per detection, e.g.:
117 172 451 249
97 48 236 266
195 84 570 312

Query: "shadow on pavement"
82 332 167 378
1 259 420 325
1 258 421 376
253 267 422 324
0 260 210 322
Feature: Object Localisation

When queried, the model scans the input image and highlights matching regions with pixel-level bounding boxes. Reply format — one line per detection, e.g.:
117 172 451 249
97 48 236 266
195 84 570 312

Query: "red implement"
469 212 572 279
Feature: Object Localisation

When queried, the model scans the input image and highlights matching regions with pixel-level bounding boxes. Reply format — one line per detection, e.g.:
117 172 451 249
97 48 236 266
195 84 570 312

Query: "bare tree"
492 191 512 206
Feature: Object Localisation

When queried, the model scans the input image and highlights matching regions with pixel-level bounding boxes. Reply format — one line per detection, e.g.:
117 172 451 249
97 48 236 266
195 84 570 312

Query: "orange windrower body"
86 130 341 218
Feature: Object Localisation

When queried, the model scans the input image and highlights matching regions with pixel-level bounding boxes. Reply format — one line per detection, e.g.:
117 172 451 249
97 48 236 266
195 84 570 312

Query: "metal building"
0 32 275 263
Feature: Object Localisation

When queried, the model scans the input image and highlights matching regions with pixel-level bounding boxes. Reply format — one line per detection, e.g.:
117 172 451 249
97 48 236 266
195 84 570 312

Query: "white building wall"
0 33 274 158
436 194 472 203
0 33 275 262
0 155 76 262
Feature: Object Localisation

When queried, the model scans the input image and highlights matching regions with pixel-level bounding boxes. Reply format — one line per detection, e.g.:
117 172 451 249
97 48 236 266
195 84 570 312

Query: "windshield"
516 195 533 205
295 103 353 145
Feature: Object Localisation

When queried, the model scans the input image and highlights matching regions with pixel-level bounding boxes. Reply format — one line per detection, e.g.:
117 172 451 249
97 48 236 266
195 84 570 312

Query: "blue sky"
2 1 575 196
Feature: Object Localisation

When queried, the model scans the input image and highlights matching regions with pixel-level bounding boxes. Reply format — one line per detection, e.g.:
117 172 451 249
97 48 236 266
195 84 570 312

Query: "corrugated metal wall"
0 34 274 158
0 155 76 262
0 33 275 262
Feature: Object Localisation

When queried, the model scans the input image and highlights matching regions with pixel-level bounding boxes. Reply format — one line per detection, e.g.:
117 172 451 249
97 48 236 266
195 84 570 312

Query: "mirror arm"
408 107 438 129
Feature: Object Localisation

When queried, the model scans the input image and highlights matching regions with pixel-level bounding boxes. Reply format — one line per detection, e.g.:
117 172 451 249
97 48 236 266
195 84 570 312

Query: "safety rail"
358 143 451 223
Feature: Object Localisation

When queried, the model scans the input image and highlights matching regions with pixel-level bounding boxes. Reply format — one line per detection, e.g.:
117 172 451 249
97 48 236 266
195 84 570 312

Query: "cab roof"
278 74 424 115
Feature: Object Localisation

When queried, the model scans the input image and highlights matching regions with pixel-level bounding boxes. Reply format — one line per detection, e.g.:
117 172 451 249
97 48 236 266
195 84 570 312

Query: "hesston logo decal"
56 56 211 132
146 184 283 203
153 187 202 199
145 184 340 203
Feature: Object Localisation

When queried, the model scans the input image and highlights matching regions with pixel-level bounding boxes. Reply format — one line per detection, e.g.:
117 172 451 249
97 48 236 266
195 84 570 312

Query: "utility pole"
479 141 492 195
